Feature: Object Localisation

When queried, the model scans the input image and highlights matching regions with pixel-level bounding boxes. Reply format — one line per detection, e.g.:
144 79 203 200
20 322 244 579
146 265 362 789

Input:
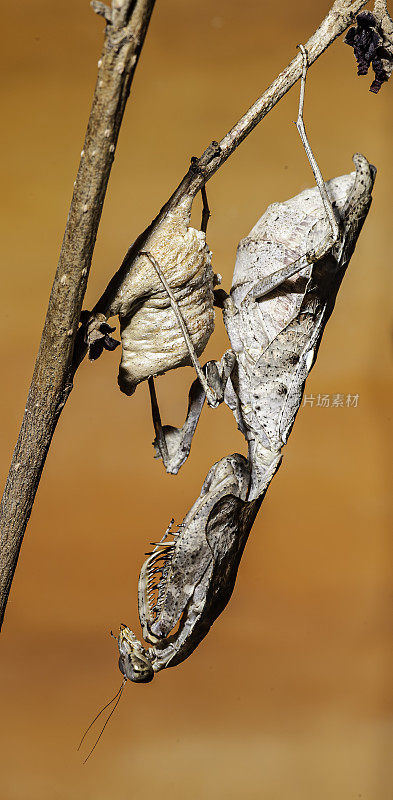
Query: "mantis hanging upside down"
116 45 375 682
79 46 375 760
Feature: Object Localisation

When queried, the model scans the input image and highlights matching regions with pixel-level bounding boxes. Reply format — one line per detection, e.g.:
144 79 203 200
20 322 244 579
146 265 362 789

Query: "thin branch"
0 0 156 630
88 0 369 328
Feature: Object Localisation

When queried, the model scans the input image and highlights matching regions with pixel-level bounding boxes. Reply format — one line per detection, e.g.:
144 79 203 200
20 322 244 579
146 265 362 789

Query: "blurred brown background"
0 1 392 798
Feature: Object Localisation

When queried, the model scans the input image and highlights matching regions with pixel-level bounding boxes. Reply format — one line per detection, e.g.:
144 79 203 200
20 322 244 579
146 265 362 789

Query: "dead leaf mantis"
114 43 375 681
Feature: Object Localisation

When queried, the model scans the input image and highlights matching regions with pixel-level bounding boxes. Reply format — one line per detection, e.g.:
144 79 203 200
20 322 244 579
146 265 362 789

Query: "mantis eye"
118 653 154 683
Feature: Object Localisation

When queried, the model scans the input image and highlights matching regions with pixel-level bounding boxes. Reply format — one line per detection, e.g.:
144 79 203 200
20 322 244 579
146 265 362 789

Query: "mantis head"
117 624 154 683
78 625 153 762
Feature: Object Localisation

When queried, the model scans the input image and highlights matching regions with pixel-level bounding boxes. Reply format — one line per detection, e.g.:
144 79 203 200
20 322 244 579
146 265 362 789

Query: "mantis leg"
247 44 342 304
148 351 236 474
247 252 310 301
148 375 206 475
296 44 340 243
148 376 170 467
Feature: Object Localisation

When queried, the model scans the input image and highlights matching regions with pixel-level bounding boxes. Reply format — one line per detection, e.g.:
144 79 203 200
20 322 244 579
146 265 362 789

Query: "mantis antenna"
78 677 127 764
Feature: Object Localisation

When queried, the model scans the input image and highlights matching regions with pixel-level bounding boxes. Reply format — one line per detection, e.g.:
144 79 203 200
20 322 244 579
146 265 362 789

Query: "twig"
0 0 368 630
0 0 156 630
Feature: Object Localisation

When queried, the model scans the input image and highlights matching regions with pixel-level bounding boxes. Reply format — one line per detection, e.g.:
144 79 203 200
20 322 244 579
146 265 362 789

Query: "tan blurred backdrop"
0 1 392 798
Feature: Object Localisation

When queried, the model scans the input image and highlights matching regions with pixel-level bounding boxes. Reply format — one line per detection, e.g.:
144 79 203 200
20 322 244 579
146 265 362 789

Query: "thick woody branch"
90 0 369 325
0 0 156 630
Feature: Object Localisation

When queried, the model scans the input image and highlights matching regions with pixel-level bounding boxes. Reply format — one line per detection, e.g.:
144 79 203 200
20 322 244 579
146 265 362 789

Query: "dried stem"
0 0 156 630
0 0 368 630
